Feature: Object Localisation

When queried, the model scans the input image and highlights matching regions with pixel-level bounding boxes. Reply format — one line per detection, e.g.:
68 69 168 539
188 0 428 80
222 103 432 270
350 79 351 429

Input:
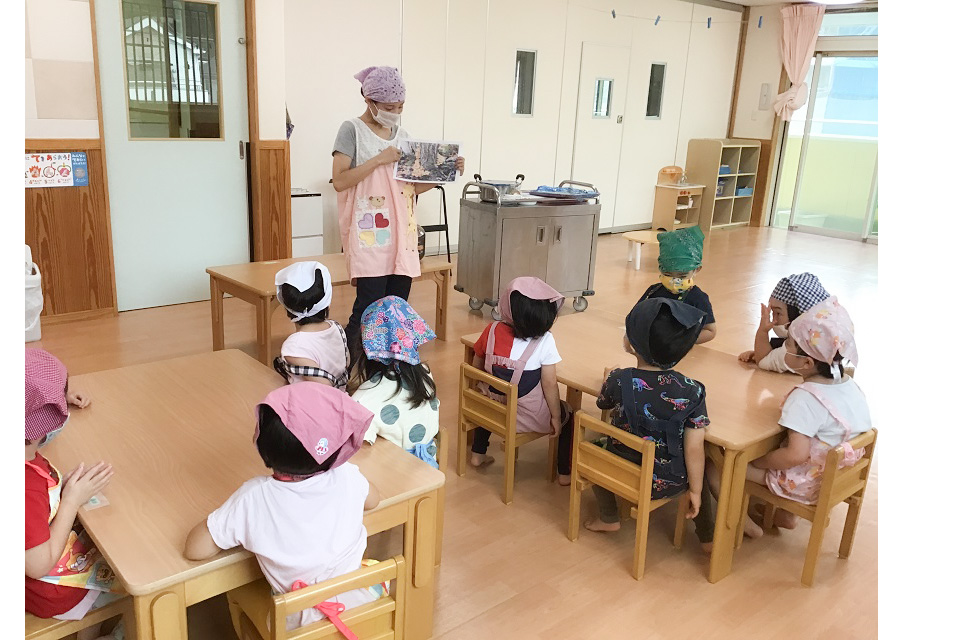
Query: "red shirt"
474 323 544 397
25 453 86 617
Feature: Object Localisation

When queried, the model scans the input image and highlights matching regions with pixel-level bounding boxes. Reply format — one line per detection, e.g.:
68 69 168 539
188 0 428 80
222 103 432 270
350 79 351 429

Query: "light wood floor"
37 228 879 639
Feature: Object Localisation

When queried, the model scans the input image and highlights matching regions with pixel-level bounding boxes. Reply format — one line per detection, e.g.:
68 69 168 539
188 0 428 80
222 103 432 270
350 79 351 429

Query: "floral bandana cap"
361 296 436 366
788 296 858 371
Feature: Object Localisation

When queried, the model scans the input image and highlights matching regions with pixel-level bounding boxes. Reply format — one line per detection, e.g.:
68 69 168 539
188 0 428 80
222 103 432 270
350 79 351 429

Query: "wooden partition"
25 139 117 321
252 140 292 261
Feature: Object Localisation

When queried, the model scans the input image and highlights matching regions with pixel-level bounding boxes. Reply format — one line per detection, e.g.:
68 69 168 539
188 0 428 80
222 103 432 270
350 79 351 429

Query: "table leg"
256 298 273 366
403 491 438 640
210 276 225 352
565 387 583 412
634 242 642 271
132 585 188 640
627 241 634 263
708 446 738 583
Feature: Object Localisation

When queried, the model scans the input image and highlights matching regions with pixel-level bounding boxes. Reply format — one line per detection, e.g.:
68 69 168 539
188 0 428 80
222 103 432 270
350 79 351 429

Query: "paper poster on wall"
25 152 89 188
394 140 460 183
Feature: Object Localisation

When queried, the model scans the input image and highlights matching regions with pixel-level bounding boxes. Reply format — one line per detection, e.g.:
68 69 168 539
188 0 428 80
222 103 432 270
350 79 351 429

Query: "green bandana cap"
657 226 704 273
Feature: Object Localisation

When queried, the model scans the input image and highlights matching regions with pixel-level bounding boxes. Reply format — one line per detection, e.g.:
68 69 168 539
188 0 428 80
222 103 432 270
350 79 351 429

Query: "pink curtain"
774 4 825 121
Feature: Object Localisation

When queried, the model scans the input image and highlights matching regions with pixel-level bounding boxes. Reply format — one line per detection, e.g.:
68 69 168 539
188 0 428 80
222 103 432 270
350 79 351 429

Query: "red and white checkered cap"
25 348 68 440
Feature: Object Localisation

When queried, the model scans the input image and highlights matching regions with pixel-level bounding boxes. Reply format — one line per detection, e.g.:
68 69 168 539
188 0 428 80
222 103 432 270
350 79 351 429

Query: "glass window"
646 63 666 119
592 79 612 118
512 51 536 116
819 11 878 37
122 0 222 139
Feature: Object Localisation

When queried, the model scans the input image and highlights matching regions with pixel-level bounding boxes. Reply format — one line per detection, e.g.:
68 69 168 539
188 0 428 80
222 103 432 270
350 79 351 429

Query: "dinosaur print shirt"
597 368 709 499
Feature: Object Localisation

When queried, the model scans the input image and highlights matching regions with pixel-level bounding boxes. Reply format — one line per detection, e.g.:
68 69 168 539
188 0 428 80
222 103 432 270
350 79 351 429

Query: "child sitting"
348 296 441 468
732 297 871 538
273 261 350 389
640 226 717 344
25 349 121 640
738 272 831 373
469 277 574 485
184 383 382 634
585 299 708 536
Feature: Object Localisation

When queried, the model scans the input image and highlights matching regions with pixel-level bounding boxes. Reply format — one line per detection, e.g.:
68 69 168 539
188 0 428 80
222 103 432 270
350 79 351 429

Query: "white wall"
282 0 743 248
731 3 784 139
256 0 287 140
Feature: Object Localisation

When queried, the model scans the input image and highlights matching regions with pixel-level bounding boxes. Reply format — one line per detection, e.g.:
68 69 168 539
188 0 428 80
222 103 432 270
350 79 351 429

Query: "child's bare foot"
557 474 571 486
469 453 494 469
773 509 799 529
700 541 713 554
742 515 764 539
584 518 621 532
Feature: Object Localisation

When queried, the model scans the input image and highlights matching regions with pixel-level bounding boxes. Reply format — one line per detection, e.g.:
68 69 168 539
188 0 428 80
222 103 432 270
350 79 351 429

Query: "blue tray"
530 186 599 198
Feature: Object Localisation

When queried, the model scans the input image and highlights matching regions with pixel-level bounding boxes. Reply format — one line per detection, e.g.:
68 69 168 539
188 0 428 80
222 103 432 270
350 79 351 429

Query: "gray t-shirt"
332 119 407 168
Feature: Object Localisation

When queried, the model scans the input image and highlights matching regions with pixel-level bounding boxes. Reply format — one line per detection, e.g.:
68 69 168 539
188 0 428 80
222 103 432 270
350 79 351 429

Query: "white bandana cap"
275 261 332 322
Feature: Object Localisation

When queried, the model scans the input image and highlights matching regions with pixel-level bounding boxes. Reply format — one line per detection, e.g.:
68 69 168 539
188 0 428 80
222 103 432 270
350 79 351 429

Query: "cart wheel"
468 297 484 311
573 297 588 312
491 307 502 322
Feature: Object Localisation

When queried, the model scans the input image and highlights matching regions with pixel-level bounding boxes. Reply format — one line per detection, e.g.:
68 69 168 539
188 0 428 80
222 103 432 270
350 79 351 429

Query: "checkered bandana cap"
771 272 830 313
25 348 68 440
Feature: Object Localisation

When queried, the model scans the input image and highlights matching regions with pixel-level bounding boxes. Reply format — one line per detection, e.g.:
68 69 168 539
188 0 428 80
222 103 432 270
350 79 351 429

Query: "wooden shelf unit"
686 138 762 235
651 183 705 231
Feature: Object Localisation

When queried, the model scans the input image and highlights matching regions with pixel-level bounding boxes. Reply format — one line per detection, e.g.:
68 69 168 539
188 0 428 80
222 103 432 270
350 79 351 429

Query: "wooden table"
461 310 798 583
207 254 454 364
622 230 660 271
45 350 445 640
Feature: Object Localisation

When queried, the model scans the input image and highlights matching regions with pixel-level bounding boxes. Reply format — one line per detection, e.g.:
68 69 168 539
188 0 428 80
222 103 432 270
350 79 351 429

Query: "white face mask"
772 324 789 338
40 413 69 447
371 104 401 128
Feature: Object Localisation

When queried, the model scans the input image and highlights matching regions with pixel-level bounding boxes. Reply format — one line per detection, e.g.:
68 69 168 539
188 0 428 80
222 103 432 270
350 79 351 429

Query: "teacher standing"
331 65 463 357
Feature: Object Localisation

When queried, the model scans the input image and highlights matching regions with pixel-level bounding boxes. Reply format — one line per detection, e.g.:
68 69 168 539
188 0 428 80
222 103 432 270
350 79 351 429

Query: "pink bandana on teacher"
255 383 373 470
355 66 406 103
498 277 564 327
788 296 858 369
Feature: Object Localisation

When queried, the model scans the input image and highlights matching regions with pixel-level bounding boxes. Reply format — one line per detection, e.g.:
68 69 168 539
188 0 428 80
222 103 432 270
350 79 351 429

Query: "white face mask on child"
772 325 789 338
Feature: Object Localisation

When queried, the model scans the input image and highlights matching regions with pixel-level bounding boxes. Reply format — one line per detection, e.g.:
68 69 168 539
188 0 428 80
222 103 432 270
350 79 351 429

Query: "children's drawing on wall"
394 140 460 183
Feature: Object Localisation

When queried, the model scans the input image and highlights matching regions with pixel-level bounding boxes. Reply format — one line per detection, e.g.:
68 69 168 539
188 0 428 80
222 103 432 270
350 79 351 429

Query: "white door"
571 43 629 231
95 0 250 310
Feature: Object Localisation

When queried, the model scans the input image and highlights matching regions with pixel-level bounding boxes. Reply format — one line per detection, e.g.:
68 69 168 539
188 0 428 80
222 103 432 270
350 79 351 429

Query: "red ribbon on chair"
290 580 359 640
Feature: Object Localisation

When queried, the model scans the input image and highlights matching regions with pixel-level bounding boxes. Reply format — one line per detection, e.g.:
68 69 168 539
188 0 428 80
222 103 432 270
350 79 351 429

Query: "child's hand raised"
62 462 113 508
758 303 775 332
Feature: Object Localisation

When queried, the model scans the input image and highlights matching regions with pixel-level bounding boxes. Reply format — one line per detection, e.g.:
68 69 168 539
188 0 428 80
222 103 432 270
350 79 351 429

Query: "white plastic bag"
25 245 43 342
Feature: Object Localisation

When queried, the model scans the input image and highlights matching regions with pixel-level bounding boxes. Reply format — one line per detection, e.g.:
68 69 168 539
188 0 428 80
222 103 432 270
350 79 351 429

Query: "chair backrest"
573 411 656 504
820 429 877 508
458 362 518 438
658 165 683 184
270 556 405 640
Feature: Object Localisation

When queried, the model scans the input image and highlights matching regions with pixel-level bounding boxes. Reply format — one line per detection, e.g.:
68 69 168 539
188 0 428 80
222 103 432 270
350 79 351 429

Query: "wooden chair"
456 362 558 505
226 556 405 640
25 596 131 640
567 411 686 579
738 429 877 586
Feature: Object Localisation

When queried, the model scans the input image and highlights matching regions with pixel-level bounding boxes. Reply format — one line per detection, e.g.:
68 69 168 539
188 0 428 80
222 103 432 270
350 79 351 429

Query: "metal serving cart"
454 180 601 317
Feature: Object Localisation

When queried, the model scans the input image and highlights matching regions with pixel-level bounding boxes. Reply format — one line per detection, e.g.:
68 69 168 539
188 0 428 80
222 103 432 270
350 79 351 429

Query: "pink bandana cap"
355 66 406 103
25 348 69 440
256 383 373 470
498 277 564 327
788 296 858 372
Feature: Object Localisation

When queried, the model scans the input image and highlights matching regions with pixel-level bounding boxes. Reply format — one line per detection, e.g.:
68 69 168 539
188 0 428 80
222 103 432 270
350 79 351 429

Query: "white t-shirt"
353 373 440 451
207 464 376 630
758 345 790 374
778 378 872 447
485 330 561 371
280 325 349 385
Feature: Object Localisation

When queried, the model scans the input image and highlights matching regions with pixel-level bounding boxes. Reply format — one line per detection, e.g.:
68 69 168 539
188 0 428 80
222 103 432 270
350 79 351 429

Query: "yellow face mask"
660 274 694 295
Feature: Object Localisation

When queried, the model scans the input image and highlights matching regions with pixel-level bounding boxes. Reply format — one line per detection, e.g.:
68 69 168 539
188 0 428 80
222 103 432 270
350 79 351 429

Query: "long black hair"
279 268 329 326
347 334 436 408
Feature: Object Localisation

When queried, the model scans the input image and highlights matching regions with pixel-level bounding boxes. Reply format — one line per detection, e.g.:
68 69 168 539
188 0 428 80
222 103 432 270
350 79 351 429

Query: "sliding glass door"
772 53 878 241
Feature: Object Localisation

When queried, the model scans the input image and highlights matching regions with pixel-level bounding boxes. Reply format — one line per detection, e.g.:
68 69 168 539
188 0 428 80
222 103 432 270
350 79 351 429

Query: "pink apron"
765 381 866 505
481 323 552 435
336 164 421 281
